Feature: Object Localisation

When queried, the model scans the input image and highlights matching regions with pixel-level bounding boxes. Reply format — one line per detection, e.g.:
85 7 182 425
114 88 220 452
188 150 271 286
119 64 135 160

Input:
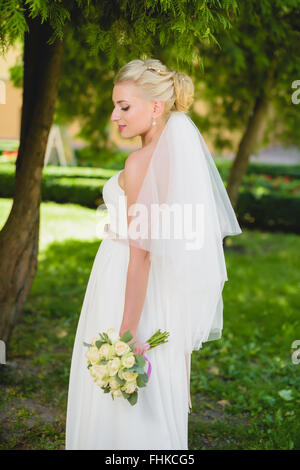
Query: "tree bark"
0 9 65 349
226 92 272 209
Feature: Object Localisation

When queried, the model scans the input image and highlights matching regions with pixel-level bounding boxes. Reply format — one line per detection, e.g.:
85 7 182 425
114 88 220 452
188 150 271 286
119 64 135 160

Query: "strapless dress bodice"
102 170 128 242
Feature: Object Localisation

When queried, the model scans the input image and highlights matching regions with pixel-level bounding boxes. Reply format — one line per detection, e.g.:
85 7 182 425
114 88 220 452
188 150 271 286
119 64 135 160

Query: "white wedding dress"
65 170 192 450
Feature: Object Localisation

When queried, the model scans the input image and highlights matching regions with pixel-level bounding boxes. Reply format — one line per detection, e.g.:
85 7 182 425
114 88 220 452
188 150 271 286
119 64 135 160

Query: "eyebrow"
113 100 129 104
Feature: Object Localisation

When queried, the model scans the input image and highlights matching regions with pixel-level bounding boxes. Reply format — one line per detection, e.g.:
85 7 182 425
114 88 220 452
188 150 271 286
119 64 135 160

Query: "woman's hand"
128 335 147 356
119 327 147 355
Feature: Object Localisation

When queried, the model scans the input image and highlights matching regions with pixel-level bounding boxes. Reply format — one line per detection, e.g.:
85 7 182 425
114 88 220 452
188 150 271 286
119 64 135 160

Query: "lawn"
0 197 299 450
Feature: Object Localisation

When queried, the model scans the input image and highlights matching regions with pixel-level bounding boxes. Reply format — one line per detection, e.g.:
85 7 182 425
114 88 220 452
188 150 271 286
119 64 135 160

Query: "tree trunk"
226 92 272 209
0 9 65 350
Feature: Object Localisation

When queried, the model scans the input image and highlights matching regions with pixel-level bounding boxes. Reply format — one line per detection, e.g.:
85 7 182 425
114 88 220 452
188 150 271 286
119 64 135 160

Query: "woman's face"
111 81 157 139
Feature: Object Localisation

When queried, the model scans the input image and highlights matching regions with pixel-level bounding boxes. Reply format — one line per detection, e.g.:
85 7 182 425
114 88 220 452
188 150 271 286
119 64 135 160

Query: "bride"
65 58 242 450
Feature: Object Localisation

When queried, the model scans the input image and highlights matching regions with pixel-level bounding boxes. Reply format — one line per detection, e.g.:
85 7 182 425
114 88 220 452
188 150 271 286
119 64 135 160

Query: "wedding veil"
113 111 242 354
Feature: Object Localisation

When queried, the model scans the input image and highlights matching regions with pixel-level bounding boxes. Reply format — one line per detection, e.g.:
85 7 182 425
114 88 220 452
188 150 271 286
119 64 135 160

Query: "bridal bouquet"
83 328 169 406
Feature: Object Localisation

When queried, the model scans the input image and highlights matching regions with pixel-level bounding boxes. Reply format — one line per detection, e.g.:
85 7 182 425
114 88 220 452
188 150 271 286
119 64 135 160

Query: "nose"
111 107 120 122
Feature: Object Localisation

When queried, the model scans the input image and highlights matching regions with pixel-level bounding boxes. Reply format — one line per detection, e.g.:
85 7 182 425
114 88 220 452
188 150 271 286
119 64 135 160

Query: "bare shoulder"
123 147 152 195
125 147 151 174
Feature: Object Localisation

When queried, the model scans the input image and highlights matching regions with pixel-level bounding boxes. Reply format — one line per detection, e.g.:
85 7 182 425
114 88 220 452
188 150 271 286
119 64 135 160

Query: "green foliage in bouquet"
83 328 169 406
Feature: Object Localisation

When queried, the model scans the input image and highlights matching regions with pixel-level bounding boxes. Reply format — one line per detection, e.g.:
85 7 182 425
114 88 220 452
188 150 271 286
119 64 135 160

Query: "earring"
152 118 157 126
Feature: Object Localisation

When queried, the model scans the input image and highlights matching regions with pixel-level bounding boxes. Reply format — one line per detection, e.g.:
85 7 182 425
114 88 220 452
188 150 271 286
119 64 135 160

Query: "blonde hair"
113 58 194 119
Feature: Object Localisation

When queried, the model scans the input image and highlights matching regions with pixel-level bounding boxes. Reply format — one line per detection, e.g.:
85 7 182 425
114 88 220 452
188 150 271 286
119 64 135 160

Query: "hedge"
213 158 300 180
236 191 300 233
0 162 299 233
1 158 300 181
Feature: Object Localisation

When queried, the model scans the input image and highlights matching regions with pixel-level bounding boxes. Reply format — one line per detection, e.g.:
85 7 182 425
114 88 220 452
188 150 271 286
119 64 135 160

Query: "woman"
65 59 242 450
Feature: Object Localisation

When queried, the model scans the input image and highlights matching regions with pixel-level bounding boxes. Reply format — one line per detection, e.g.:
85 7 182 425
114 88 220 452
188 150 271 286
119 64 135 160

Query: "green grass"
0 198 109 251
0 197 299 450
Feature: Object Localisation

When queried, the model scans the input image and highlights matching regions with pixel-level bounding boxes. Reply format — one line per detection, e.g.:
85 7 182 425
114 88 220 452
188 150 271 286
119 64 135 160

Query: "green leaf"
115 375 126 386
99 333 112 345
129 365 145 375
136 375 146 388
121 390 130 399
83 341 93 347
95 340 105 349
120 330 133 343
125 365 137 373
127 391 138 406
140 372 149 383
135 354 146 367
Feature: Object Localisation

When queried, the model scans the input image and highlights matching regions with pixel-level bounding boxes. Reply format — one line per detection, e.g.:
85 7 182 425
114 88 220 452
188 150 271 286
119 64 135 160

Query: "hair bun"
172 71 194 113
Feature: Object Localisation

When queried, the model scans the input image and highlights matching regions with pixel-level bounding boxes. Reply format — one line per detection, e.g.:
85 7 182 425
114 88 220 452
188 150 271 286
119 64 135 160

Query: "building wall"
0 44 23 140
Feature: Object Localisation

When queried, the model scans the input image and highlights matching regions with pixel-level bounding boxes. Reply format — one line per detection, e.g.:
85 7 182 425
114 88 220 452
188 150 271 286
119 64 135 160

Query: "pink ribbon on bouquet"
143 342 152 378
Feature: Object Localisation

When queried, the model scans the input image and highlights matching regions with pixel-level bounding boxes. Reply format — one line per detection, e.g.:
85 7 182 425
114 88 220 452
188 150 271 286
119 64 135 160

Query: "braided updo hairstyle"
113 58 194 120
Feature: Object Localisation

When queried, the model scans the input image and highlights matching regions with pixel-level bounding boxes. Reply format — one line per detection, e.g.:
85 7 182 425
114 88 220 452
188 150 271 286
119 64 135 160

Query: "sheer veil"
113 111 242 354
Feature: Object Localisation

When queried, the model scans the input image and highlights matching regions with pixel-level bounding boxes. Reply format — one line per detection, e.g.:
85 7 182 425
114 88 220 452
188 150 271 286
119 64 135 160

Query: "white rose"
112 389 123 398
114 341 131 356
99 343 114 360
89 365 97 379
90 364 108 381
109 377 120 390
123 381 137 394
122 371 138 382
96 377 109 388
107 328 120 344
107 357 121 376
121 353 136 369
85 346 101 365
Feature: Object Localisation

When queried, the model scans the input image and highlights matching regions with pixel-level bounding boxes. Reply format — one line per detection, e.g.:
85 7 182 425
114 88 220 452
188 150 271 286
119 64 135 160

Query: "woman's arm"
119 152 151 354
119 247 151 338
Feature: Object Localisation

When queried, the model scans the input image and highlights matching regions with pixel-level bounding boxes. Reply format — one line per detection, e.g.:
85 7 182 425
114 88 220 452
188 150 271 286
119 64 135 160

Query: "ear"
153 100 165 119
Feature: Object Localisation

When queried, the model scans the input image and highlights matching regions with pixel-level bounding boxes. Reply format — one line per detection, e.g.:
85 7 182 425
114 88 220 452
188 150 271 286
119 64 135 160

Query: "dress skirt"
65 236 191 450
